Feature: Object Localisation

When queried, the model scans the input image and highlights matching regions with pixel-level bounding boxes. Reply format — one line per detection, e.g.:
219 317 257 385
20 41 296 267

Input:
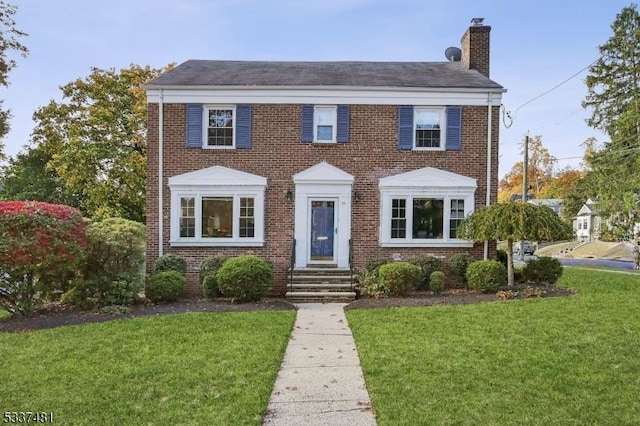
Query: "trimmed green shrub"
145 271 185 302
216 255 273 302
496 249 508 267
153 254 187 275
356 258 389 290
61 273 139 308
357 268 387 298
200 256 227 298
522 256 563 285
0 201 87 315
408 255 443 290
429 271 445 295
449 253 476 283
63 217 146 309
202 275 219 299
84 217 146 281
466 260 507 293
378 262 421 297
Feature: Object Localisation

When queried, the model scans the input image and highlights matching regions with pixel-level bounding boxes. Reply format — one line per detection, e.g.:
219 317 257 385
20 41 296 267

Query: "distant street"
558 258 636 270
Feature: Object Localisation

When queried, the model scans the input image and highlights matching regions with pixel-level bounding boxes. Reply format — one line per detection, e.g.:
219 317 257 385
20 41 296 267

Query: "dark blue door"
310 200 335 260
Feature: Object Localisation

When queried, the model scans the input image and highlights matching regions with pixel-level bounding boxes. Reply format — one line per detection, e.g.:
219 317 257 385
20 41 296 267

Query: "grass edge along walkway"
0 310 296 426
347 268 640 425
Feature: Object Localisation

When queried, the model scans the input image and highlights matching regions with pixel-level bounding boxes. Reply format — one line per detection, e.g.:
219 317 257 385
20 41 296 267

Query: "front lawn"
0 311 295 425
347 268 640 425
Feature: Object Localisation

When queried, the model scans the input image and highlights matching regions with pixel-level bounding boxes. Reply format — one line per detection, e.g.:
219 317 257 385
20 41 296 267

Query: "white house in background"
528 198 563 216
574 198 601 242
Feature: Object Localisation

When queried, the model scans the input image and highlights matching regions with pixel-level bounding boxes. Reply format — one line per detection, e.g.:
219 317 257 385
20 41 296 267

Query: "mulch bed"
1 286 577 333
345 285 578 310
0 298 295 333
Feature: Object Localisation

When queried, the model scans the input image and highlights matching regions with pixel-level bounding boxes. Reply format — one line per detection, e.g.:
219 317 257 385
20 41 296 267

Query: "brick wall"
147 103 500 295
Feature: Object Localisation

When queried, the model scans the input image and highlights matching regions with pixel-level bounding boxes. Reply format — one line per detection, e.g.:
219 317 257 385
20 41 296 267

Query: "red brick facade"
146 103 500 295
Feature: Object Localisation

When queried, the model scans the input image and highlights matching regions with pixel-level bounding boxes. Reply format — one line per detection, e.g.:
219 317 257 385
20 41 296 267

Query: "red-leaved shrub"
0 201 87 315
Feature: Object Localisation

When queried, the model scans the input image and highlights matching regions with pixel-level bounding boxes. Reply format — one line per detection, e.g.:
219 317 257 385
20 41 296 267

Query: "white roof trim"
293 161 354 184
146 88 503 106
168 165 267 187
379 167 477 190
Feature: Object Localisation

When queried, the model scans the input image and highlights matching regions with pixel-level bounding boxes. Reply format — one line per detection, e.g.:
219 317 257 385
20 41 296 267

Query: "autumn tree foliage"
0 201 87 315
28 64 170 222
498 135 558 202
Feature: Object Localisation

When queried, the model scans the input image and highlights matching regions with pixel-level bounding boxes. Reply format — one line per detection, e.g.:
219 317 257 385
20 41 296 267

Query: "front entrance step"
289 283 353 291
286 291 357 303
287 267 356 302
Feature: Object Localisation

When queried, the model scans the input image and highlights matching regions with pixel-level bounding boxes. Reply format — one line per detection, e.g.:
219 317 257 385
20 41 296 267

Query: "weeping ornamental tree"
457 202 572 286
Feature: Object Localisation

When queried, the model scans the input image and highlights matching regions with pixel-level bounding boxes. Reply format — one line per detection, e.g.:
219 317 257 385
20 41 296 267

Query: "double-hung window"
314 106 337 142
169 166 266 247
204 105 235 148
414 108 445 149
379 167 476 247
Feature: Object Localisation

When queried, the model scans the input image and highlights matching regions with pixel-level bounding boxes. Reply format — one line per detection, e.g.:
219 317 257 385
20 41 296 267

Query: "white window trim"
379 189 474 247
313 105 337 143
413 107 446 151
202 105 236 149
170 186 264 247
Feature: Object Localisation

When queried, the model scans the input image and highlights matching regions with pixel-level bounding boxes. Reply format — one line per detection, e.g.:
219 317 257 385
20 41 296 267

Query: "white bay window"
379 167 476 247
169 166 266 247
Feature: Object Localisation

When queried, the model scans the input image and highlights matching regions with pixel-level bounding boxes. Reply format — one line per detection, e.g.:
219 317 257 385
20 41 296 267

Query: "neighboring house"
145 21 505 298
528 198 563 216
574 198 601 242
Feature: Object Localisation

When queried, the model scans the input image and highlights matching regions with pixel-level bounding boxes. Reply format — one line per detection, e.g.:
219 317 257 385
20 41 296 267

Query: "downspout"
158 89 164 257
484 93 493 260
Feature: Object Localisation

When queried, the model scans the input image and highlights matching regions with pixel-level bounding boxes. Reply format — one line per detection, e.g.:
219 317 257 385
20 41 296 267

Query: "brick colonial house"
145 21 505 300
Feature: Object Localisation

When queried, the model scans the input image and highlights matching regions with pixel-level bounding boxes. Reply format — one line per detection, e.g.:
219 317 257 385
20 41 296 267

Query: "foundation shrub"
466 260 507 293
377 262 421 297
216 255 273 302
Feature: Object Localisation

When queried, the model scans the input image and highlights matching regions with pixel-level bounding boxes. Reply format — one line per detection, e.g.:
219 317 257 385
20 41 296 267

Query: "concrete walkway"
263 303 377 425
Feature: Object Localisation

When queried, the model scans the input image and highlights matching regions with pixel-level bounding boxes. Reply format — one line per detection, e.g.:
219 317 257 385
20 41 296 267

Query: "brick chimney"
461 18 491 77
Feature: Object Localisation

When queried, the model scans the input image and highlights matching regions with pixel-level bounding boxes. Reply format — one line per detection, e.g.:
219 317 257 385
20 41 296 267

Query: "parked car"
513 241 535 255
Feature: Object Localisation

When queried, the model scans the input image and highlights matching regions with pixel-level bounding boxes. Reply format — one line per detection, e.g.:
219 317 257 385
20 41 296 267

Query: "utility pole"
521 134 529 261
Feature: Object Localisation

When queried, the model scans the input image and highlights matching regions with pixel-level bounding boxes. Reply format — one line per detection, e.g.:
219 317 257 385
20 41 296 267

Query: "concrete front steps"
285 267 356 303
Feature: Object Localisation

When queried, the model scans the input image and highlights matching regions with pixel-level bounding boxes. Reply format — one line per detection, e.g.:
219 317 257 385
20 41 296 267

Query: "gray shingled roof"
147 60 503 90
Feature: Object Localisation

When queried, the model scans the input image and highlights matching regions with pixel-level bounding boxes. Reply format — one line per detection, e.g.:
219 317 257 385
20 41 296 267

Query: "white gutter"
158 89 164 257
484 93 493 260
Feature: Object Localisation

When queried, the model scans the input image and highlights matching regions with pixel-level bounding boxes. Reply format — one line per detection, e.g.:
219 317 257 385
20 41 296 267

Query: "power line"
513 58 600 114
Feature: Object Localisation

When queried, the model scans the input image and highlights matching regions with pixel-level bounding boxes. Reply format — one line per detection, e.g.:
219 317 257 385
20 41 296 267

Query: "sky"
2 0 632 179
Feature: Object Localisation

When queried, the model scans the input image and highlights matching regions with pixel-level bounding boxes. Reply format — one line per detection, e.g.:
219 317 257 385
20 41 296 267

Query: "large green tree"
0 144 81 208
458 202 572 286
581 4 640 237
0 1 28 157
30 64 170 222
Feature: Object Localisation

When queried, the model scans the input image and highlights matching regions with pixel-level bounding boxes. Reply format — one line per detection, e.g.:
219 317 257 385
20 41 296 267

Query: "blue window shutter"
186 104 203 148
337 105 349 143
398 105 414 150
301 105 314 142
235 105 252 149
445 106 462 151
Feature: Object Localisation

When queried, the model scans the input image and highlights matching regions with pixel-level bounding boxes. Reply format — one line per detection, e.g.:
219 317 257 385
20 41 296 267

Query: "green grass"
0 311 295 425
347 268 640 425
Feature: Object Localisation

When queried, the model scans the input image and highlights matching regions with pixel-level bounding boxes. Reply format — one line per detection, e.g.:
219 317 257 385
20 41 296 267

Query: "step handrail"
348 238 354 291
290 238 296 293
